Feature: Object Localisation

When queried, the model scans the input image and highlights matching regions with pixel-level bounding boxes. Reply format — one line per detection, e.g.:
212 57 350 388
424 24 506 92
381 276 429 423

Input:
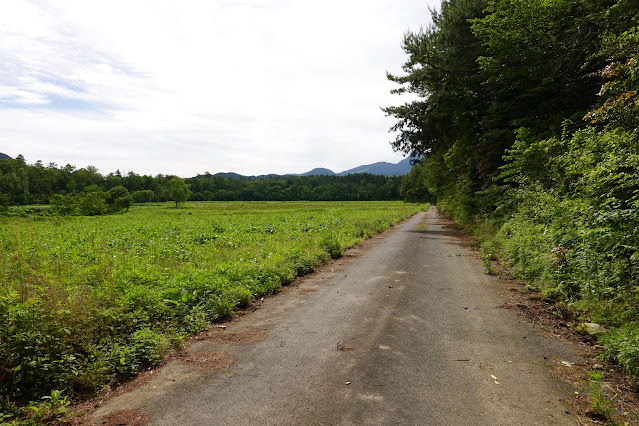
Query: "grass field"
0 201 425 418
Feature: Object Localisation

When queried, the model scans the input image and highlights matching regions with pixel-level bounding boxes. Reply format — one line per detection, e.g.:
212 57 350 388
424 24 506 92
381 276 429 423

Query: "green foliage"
471 0 605 134
384 1 491 220
109 329 170 377
50 194 75 216
170 177 192 208
0 192 9 212
50 185 131 216
400 162 435 203
385 0 631 222
587 371 614 420
481 250 494 275
481 127 639 378
320 234 343 259
0 201 421 414
132 189 155 203
107 186 132 213
77 185 108 216
188 173 402 202
383 0 487 219
585 9 639 130
384 0 487 159
30 389 70 423
0 156 29 205
601 324 639 379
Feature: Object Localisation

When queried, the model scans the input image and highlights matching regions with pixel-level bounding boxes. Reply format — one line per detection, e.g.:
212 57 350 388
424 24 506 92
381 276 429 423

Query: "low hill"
295 158 412 177
298 168 336 176
211 158 413 179
338 158 412 176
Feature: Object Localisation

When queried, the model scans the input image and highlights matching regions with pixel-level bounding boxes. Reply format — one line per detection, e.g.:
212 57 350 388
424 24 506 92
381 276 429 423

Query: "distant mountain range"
296 158 412 177
0 153 12 160
331 157 414 176
213 158 414 179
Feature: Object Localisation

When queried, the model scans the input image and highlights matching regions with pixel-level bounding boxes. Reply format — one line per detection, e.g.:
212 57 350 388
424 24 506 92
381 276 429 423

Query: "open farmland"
0 201 424 415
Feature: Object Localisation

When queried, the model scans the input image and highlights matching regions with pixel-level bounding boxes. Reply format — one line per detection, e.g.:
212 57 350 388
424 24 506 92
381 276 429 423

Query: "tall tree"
170 177 192 208
471 0 610 134
384 0 487 159
383 0 488 217
585 25 639 130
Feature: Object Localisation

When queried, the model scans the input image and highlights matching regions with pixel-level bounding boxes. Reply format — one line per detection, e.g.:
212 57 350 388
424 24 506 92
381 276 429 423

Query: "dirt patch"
336 341 355 352
181 351 231 372
70 328 262 424
199 328 268 344
297 288 318 295
501 282 639 424
441 218 639 424
549 350 639 424
435 218 481 250
70 370 158 425
100 409 149 426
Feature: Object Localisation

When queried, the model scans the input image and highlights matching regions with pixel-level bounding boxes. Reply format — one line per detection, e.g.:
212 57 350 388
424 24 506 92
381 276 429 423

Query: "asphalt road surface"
92 207 579 425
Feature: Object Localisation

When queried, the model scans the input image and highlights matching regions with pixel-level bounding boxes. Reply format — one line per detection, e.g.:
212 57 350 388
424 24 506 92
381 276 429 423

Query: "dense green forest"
388 0 639 382
0 157 403 215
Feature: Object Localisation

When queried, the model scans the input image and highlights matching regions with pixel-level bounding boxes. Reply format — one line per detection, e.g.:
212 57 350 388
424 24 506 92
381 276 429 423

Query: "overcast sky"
0 0 439 177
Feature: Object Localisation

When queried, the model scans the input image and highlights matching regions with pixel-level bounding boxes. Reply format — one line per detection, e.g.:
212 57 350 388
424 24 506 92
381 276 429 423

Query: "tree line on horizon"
0 156 405 214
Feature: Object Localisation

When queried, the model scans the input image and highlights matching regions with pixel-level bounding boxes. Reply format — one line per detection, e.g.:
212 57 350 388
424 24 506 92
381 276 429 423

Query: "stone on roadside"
578 322 608 339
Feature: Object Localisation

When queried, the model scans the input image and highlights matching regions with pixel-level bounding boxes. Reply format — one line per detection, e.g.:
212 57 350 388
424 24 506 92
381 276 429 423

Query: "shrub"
77 186 107 216
132 190 155 203
320 234 343 259
600 324 639 379
107 186 132 213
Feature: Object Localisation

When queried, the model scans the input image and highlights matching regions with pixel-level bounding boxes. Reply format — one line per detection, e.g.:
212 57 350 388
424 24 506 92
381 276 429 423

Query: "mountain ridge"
212 158 413 179
337 158 412 176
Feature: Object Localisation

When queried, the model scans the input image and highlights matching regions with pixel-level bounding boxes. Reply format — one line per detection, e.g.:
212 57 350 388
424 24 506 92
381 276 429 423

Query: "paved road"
92 207 578 425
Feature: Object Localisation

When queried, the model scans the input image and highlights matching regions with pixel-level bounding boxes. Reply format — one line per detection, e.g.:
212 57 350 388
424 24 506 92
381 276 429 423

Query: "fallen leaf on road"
345 382 352 385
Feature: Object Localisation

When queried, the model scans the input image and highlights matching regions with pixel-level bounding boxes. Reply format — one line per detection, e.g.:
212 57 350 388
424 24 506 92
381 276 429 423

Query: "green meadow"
0 201 424 416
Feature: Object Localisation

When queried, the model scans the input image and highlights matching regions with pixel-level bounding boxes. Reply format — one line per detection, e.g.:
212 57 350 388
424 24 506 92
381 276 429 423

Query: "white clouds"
0 0 437 176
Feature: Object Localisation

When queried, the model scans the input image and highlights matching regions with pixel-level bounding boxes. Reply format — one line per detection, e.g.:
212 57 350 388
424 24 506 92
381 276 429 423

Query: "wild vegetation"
388 0 639 383
0 201 424 421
